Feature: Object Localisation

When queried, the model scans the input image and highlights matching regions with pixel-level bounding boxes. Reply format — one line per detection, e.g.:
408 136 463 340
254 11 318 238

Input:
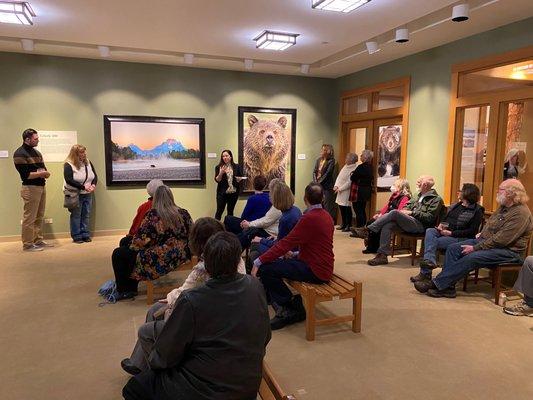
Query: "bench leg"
352 281 362 333
304 288 316 341
146 281 154 305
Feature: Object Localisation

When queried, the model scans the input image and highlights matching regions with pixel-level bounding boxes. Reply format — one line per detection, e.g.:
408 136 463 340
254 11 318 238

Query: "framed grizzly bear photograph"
238 106 296 193
377 124 402 190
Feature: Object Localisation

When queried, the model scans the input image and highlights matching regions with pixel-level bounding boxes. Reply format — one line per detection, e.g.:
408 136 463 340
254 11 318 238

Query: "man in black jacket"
122 232 271 400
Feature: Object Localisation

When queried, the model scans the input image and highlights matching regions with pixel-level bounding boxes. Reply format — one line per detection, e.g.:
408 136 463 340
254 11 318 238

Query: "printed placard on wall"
377 125 402 190
35 131 78 162
238 106 296 193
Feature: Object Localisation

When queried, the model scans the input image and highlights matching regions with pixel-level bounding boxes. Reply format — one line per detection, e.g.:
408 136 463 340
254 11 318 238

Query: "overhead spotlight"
300 64 310 74
183 53 194 64
452 3 469 22
0 1 36 25
254 30 299 51
365 41 379 54
244 59 254 70
395 28 409 43
98 45 110 58
21 38 34 51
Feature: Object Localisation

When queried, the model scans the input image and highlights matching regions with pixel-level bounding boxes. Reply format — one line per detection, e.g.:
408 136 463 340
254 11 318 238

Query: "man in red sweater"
252 183 334 330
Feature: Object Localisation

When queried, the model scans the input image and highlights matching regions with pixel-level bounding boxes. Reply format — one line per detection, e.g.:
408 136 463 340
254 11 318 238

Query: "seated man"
504 256 533 317
414 179 533 298
252 183 334 330
123 232 271 400
361 175 443 266
224 175 271 234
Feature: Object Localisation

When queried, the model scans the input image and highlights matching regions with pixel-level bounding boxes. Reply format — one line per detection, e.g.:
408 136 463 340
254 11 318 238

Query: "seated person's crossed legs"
504 256 533 317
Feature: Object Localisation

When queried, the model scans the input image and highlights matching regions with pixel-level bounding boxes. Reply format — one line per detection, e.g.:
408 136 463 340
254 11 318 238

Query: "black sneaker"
414 280 436 293
362 248 377 254
73 239 84 244
427 287 457 298
419 259 438 270
410 272 432 283
121 358 141 375
116 291 136 301
290 295 306 322
83 237 92 242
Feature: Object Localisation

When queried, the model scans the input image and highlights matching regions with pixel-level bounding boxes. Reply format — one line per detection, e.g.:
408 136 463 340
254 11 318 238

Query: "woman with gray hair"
334 152 358 231
350 149 374 228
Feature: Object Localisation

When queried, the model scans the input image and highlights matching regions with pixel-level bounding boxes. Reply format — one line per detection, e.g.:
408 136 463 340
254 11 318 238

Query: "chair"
145 257 196 304
258 360 297 400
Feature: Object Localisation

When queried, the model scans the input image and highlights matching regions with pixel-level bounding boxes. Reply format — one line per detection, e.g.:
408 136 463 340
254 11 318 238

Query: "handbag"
348 182 358 202
63 187 80 210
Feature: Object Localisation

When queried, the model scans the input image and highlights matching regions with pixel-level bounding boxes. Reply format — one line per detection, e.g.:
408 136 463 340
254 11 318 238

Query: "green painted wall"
336 17 533 195
0 53 337 237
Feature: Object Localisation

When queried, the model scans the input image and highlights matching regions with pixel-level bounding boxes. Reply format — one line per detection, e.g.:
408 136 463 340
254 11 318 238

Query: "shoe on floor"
23 244 43 252
503 301 533 317
362 248 377 254
116 291 136 301
342 227 351 232
410 272 432 283
336 225 346 230
73 239 84 244
367 253 388 266
121 358 142 375
414 280 436 293
83 237 92 242
427 287 457 298
350 227 369 239
34 241 54 248
419 259 437 270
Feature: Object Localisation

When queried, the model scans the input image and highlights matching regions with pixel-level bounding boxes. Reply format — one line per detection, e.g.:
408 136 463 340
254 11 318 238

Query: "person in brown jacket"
414 179 533 298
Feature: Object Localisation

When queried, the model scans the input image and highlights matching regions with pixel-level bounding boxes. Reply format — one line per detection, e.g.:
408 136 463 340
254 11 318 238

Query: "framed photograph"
377 124 402 190
238 106 296 193
104 115 205 186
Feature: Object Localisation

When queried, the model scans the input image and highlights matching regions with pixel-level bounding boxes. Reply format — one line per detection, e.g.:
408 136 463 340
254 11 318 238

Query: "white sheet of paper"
35 131 78 162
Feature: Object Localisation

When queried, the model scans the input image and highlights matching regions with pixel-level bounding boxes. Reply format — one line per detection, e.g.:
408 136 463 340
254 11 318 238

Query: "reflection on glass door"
349 127 368 158
459 105 490 204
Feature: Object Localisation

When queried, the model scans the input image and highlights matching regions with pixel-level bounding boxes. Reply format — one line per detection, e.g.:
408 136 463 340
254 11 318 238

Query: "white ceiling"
0 0 531 78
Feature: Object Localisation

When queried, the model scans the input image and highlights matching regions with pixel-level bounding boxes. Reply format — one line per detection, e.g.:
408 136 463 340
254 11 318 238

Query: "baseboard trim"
0 229 127 243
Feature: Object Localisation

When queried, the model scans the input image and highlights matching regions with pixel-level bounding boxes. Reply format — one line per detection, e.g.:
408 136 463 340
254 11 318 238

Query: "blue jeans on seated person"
258 259 325 306
433 239 522 290
70 193 92 240
421 228 461 274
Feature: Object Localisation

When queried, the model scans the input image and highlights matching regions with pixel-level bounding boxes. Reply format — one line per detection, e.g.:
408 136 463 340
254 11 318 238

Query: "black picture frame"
103 115 206 186
238 106 296 194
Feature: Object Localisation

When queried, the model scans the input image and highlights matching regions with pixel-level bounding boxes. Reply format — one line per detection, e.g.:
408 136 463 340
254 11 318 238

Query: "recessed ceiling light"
395 28 409 43
312 0 370 13
365 41 380 54
254 31 299 51
452 4 469 22
98 45 110 58
0 1 35 25
300 64 310 74
244 59 254 70
183 53 194 64
20 38 33 51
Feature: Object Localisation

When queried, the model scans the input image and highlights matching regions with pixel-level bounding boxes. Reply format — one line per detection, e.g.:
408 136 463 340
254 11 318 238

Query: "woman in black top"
350 149 374 227
214 150 243 220
313 144 336 220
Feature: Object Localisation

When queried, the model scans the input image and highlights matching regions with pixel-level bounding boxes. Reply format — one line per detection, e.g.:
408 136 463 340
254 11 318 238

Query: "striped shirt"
13 144 47 186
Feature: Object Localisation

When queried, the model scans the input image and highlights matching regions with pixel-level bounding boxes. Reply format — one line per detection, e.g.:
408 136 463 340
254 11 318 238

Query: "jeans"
433 239 522 290
215 191 239 220
513 256 533 300
421 228 461 274
258 259 324 305
69 193 92 240
367 210 425 255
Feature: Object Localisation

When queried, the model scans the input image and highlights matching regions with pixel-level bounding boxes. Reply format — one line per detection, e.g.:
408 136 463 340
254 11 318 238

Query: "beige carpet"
1 232 532 400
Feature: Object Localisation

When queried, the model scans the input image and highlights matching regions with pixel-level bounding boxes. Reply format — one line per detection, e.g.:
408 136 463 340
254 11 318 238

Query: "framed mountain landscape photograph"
103 115 206 186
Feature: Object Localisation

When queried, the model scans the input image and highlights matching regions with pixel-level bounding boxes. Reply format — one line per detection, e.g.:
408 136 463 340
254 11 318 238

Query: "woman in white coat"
334 152 358 232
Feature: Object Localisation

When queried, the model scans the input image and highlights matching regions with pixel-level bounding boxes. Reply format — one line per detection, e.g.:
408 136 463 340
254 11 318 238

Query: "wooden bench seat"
286 273 362 341
258 360 296 400
145 257 196 304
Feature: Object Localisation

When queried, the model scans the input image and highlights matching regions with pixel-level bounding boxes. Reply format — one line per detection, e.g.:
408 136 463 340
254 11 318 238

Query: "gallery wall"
0 53 336 238
335 17 533 196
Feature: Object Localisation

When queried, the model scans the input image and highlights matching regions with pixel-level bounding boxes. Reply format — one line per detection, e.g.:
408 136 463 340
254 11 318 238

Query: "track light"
452 3 469 22
244 59 254 70
395 28 409 43
365 41 379 54
300 64 310 74
98 45 110 58
21 38 33 51
183 53 194 64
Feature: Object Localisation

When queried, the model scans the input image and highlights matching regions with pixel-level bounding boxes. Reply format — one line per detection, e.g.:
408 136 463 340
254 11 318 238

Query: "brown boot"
367 253 388 266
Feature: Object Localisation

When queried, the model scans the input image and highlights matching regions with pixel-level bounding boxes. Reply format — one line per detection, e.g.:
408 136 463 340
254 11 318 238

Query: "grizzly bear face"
243 115 290 190
380 126 401 153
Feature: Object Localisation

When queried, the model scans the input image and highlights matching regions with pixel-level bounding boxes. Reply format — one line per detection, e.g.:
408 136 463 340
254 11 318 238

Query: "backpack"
98 279 118 306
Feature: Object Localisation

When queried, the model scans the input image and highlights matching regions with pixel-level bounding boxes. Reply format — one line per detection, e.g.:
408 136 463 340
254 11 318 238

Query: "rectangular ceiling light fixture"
254 31 299 51
312 0 370 13
0 1 35 25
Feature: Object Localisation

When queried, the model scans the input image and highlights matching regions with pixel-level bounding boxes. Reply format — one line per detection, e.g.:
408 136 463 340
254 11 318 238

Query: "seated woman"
353 178 411 254
121 217 247 375
410 183 483 283
224 175 271 234
122 232 271 400
111 185 193 300
247 181 302 272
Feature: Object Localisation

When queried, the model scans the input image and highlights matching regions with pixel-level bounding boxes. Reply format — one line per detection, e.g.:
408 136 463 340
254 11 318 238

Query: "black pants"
352 200 368 227
119 235 132 248
123 372 156 400
215 192 239 220
323 189 337 221
339 205 352 228
224 215 243 235
237 227 269 250
112 246 139 293
365 218 380 252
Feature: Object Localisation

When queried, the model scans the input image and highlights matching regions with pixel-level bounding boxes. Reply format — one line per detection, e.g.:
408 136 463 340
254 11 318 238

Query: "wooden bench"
286 273 362 341
258 360 296 400
145 257 197 305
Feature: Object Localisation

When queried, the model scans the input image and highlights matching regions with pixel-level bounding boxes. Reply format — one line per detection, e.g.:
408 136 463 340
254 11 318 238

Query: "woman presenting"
214 149 244 220
63 144 97 243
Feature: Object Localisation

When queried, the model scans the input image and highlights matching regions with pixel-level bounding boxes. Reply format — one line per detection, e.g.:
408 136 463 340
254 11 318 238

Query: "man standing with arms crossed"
13 128 52 251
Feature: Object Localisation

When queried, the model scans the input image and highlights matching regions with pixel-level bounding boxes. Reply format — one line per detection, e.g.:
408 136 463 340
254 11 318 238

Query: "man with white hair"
357 175 443 266
415 179 533 298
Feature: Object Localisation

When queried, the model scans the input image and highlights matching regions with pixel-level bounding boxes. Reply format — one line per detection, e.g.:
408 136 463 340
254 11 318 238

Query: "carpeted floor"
1 232 532 400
